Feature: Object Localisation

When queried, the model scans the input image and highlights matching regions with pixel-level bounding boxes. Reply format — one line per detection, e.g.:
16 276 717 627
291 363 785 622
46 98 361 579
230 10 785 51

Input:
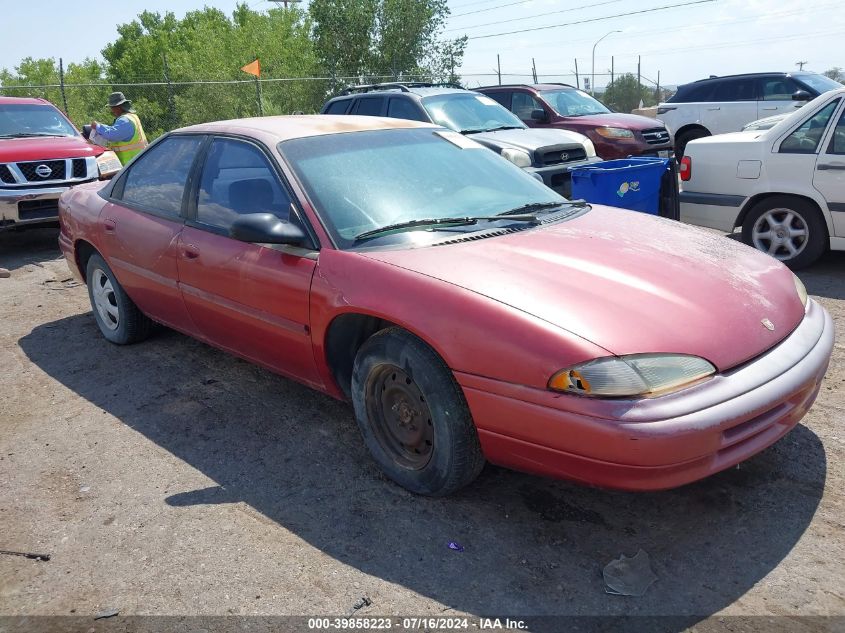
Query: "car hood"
363 207 805 371
468 127 588 151
0 135 103 163
560 112 665 130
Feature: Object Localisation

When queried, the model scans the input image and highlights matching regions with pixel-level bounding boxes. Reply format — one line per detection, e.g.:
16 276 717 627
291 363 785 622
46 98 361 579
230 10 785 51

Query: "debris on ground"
348 596 372 615
448 541 464 552
0 549 50 562
0 268 10 278
94 608 119 620
602 549 657 596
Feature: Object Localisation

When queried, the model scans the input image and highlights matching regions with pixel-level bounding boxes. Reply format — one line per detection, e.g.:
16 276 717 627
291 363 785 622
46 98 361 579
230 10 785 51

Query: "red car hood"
0 135 103 162
363 207 805 371
561 112 663 130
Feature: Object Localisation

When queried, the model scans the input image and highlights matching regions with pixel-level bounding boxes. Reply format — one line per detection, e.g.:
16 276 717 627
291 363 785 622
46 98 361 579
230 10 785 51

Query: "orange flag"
241 59 261 77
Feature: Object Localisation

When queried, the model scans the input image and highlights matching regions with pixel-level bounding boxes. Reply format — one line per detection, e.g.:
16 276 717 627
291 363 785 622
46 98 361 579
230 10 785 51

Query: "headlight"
501 148 532 168
96 151 122 178
595 127 635 139
583 138 597 157
548 353 716 398
794 274 808 307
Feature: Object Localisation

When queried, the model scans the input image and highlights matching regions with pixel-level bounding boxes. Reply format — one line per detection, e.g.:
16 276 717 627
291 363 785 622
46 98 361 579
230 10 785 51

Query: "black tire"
85 253 152 344
740 196 827 269
351 327 485 496
675 128 710 157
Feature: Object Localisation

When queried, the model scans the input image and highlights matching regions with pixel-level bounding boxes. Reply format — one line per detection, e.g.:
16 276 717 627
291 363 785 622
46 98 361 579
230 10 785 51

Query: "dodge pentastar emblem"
35 164 52 178
761 318 775 331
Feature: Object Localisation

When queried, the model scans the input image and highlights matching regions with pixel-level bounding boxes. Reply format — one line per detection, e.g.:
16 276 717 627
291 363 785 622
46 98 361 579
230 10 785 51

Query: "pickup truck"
0 96 122 231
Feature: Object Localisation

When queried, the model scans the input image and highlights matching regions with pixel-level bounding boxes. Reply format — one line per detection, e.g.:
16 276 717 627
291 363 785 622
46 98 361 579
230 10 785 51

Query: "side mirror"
792 90 812 101
82 124 92 139
229 213 306 246
530 108 549 123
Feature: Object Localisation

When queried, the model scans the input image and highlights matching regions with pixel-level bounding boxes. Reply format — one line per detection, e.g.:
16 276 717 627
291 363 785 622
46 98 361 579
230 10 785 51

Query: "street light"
591 30 621 96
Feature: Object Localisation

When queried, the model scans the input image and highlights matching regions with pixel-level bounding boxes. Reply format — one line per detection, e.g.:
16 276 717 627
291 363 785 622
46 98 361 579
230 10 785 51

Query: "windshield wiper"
460 125 523 134
0 132 69 138
497 201 570 216
354 214 539 241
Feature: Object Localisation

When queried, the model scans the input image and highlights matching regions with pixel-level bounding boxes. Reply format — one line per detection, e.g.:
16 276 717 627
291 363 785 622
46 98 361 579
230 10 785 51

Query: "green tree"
601 74 655 113
0 57 62 105
823 67 844 83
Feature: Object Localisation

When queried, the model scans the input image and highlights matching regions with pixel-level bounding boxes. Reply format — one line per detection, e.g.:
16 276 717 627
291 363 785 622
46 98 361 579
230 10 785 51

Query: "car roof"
478 83 577 91
0 96 54 106
333 85 467 99
688 72 805 84
177 114 437 142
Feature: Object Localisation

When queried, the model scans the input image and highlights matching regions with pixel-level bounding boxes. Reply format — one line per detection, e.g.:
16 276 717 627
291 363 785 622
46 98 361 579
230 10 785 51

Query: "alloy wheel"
751 207 809 260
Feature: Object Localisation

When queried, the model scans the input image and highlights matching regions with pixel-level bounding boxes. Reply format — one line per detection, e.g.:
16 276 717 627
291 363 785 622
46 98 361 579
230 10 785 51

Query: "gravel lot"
1 227 843 632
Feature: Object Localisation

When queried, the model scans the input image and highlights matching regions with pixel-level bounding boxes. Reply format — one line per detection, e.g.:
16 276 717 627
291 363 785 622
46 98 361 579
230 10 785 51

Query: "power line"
450 0 534 19
446 0 625 32
465 0 717 40
448 0 514 10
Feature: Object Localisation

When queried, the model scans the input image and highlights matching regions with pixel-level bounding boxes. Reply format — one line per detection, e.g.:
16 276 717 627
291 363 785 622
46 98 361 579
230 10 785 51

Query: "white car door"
757 76 807 119
812 101 845 237
700 77 758 134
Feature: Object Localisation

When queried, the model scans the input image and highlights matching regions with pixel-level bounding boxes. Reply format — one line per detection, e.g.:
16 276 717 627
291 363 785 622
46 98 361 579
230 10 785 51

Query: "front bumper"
527 156 603 197
457 299 833 490
0 185 92 230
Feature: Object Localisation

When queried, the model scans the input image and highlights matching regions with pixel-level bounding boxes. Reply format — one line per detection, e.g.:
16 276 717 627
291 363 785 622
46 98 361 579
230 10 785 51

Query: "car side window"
760 77 802 101
826 108 845 155
387 98 427 122
780 100 840 154
355 97 386 116
511 92 543 119
325 100 351 114
679 83 714 102
712 79 756 102
484 91 511 108
196 138 291 231
119 135 204 217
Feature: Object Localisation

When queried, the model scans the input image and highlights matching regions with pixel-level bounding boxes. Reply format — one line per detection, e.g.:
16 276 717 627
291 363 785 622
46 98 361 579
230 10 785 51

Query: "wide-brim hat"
106 92 130 108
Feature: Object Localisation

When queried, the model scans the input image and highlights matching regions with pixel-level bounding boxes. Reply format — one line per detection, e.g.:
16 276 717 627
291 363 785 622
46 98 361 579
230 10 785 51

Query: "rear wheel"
351 328 485 496
675 128 710 157
741 196 827 269
86 253 152 344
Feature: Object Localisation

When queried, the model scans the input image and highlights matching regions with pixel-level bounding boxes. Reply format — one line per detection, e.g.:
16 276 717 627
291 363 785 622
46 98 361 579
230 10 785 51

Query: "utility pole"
656 70 661 102
611 56 614 86
796 60 808 70
637 55 641 90
497 54 501 85
574 58 580 90
532 58 537 83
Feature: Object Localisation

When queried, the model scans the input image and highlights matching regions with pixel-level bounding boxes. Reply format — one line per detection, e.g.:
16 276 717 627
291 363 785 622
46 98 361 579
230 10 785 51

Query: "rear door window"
324 100 351 114
484 91 511 108
712 79 757 102
387 98 427 122
354 97 386 116
119 135 204 217
673 83 714 102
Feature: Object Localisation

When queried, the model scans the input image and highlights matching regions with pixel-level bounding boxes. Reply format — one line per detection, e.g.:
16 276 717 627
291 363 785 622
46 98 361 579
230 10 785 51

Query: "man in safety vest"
91 92 148 165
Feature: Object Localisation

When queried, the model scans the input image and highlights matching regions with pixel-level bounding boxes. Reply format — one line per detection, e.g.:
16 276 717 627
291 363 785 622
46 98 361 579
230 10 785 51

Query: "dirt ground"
0 227 843 632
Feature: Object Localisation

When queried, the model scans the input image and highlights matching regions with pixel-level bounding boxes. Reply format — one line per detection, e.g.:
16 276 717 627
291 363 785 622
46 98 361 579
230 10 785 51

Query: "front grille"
642 127 671 145
540 146 587 166
18 159 66 181
18 199 59 221
0 164 14 184
72 158 87 178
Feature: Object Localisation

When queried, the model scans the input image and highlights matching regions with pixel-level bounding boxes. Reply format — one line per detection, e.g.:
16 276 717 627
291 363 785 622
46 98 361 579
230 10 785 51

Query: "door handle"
817 163 845 171
761 107 777 111
706 107 720 111
103 218 116 233
182 245 200 259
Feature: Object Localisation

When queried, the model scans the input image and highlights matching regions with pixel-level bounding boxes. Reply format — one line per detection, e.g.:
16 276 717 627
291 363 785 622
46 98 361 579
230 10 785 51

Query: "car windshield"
541 89 611 116
280 128 565 249
0 104 78 137
421 93 525 133
794 73 843 95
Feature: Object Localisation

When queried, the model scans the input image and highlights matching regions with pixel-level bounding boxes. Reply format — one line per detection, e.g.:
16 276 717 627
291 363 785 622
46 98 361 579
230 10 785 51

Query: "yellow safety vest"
108 113 148 165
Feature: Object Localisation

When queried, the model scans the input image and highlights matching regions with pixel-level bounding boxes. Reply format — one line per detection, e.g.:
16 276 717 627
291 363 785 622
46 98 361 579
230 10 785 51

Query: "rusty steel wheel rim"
365 365 434 470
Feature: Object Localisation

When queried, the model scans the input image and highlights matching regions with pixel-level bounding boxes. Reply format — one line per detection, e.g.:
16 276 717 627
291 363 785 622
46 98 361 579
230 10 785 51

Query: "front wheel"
741 196 827 269
351 328 485 496
86 253 152 344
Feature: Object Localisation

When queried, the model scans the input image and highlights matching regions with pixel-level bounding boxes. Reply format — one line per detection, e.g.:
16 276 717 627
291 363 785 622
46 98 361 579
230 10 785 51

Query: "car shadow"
0 226 62 272
796 249 845 301
18 315 827 624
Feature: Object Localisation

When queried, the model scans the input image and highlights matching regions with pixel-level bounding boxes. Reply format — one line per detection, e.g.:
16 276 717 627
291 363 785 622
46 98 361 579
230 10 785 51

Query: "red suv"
478 84 673 160
0 97 122 231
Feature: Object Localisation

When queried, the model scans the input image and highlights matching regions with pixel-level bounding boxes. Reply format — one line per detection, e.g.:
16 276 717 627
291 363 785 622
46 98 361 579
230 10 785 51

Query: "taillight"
679 155 691 181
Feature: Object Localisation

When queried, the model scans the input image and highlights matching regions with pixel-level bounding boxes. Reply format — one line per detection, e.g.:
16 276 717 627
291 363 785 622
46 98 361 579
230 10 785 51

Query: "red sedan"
58 116 834 496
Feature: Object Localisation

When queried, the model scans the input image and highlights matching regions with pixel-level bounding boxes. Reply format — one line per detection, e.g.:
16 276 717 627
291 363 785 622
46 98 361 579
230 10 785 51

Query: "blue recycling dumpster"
570 157 671 215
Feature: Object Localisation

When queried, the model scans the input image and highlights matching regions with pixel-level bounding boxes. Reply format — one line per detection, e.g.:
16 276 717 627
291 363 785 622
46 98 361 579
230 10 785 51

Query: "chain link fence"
0 74 436 139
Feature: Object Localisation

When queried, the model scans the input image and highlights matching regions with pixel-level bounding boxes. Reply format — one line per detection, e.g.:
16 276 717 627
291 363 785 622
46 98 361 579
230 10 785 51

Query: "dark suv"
320 82 601 196
657 72 842 155
477 83 673 160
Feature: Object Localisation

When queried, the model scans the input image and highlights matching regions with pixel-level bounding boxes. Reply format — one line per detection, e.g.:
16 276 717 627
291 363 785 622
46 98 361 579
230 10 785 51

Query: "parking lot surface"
1 228 843 630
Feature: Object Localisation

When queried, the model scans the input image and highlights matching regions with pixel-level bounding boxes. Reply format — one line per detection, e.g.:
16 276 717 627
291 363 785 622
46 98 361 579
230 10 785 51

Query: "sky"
0 0 842 91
